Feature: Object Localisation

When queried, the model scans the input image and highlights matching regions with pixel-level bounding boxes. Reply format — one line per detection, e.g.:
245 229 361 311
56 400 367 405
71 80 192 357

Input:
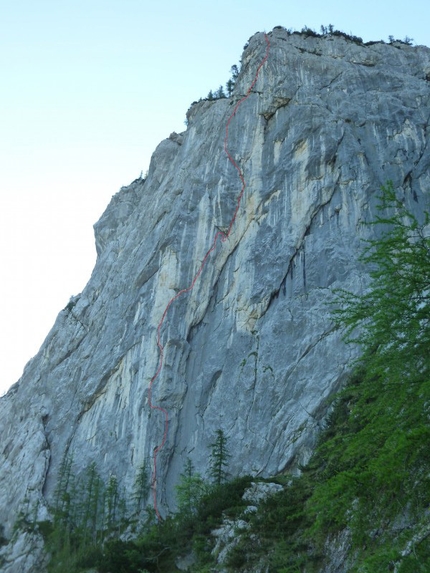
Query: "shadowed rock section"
1 27 430 571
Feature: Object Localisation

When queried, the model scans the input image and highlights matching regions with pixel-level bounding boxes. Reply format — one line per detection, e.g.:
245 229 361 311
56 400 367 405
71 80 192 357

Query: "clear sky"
1 0 429 396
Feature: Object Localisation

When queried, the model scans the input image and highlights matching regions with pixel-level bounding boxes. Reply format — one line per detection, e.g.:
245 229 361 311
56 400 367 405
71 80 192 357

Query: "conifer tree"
215 85 226 99
230 64 239 79
132 461 150 516
81 462 103 545
209 429 231 485
175 458 206 516
105 474 119 532
53 453 74 524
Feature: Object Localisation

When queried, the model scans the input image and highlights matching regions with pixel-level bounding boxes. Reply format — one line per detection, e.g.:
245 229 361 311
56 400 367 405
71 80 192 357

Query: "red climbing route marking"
148 33 270 520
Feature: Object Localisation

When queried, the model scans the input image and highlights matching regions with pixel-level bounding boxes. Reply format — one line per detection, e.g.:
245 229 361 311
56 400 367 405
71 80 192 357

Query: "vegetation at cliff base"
33 183 430 571
227 182 430 571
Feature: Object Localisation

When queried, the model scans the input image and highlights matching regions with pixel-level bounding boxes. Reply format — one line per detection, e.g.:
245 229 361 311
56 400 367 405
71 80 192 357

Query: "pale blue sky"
1 0 429 395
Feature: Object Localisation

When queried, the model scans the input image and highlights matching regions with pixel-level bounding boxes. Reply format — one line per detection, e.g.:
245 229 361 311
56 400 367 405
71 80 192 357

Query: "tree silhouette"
209 429 231 485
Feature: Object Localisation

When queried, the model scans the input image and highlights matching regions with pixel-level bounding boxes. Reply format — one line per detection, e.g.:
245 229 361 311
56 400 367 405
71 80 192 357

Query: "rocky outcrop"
1 28 430 570
210 482 284 571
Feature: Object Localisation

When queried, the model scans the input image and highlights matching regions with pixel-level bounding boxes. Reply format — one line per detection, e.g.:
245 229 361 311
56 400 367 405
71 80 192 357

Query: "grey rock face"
1 28 430 569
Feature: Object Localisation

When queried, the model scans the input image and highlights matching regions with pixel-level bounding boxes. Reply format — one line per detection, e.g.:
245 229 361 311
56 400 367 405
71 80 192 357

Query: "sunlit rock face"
1 27 430 571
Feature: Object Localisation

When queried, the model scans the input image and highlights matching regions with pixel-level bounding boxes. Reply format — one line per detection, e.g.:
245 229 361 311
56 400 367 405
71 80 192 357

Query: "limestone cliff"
1 27 430 572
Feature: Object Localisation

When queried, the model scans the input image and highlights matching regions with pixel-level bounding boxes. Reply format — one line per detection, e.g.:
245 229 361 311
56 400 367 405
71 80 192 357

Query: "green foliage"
220 183 430 572
105 474 120 532
301 25 319 37
132 461 150 517
96 539 142 573
42 437 241 572
128 476 253 572
53 452 74 526
320 24 335 35
208 429 231 485
298 24 363 44
226 78 235 97
195 476 252 533
175 458 207 517
0 524 7 547
304 185 430 561
230 64 239 79
77 462 103 534
389 34 414 45
226 475 321 572
206 85 227 100
306 370 430 545
204 63 239 102
32 186 430 572
215 85 226 99
44 457 151 573
333 182 430 383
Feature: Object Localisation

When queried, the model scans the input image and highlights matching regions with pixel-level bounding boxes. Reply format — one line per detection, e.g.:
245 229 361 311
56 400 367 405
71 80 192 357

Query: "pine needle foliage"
132 461 150 517
174 458 207 517
208 429 231 485
332 181 430 378
306 183 430 566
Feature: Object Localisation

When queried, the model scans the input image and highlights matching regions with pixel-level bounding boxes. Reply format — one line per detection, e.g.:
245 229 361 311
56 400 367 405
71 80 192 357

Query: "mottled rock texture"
1 27 430 571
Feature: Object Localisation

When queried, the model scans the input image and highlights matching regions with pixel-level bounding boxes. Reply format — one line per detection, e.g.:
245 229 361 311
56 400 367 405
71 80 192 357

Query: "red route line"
148 33 270 521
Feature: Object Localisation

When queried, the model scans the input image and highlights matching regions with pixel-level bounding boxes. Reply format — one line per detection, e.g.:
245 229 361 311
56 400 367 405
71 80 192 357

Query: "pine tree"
50 453 76 560
175 458 206 516
230 64 239 80
215 85 226 99
53 453 74 524
209 429 231 485
132 461 149 516
105 474 119 533
81 462 103 546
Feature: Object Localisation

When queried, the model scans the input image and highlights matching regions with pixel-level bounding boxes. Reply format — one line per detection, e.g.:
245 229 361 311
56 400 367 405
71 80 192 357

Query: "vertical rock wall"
1 27 430 571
